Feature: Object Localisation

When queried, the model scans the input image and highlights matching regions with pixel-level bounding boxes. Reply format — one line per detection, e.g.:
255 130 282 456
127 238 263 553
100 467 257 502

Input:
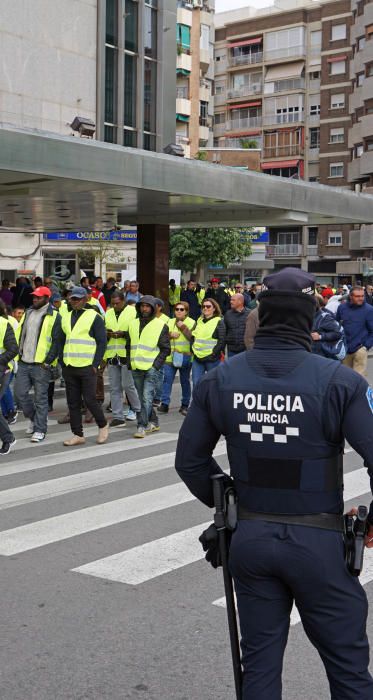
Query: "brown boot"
97 424 109 444
63 435 86 447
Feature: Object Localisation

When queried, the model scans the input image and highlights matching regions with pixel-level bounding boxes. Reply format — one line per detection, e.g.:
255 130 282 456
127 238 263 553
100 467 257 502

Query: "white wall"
0 233 43 279
0 0 97 135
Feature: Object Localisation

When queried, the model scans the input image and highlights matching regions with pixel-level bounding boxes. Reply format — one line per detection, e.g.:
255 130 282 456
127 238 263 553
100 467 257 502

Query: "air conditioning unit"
357 257 367 262
193 0 203 7
252 84 261 92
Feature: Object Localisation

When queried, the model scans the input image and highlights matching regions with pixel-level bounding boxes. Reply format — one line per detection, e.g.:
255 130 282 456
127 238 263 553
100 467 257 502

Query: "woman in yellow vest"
192 297 226 387
0 303 18 426
0 301 18 453
158 301 195 416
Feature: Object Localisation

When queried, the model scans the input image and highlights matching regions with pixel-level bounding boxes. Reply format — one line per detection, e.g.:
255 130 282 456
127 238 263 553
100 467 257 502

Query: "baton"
211 474 242 699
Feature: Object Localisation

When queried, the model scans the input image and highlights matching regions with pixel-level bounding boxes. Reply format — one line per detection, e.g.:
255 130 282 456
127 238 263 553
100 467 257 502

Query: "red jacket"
91 287 107 311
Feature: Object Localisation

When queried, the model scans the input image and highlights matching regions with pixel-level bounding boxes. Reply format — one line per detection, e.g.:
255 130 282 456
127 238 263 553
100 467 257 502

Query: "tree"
169 227 252 282
77 239 127 278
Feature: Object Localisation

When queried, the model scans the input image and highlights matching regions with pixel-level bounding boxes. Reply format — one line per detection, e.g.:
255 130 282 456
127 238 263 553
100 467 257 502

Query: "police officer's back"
175 268 373 700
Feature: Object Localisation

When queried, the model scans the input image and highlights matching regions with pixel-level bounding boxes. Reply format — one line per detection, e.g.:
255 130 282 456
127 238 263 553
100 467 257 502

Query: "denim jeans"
154 367 165 402
0 371 14 443
0 372 15 415
132 367 160 428
14 361 50 434
108 363 141 419
161 358 192 408
192 358 220 388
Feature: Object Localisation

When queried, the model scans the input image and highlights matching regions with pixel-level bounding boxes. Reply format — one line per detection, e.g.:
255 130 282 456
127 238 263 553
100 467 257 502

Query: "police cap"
261 267 315 296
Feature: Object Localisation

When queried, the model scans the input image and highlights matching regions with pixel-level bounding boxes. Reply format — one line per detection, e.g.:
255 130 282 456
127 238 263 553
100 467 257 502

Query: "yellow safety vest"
0 317 16 369
166 317 195 364
59 300 69 318
129 316 166 371
7 316 19 364
104 305 136 359
62 308 98 367
192 317 220 359
160 312 170 323
169 285 181 306
196 289 205 305
18 308 59 364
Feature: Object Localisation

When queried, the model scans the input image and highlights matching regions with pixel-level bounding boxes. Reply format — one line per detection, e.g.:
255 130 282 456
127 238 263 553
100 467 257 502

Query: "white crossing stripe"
11 425 106 450
73 522 211 584
0 483 195 556
212 596 302 628
0 444 226 510
12 419 58 432
0 432 178 477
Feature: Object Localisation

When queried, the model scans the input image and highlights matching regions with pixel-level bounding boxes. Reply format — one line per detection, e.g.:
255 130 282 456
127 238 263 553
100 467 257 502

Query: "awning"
327 54 347 62
224 131 261 137
176 68 191 76
228 37 262 48
265 62 304 81
261 159 299 170
228 100 261 109
176 114 189 122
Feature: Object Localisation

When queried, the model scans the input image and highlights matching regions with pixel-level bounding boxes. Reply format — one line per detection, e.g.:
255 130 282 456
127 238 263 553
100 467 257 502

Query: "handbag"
172 351 184 368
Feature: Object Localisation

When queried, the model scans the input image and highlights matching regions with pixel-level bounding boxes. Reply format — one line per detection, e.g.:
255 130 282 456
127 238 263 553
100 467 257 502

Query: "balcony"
363 76 373 102
348 157 362 183
177 52 192 73
229 52 263 67
200 48 210 71
226 116 262 131
214 122 227 136
227 83 262 99
307 245 318 257
200 79 210 102
176 86 189 99
361 113 373 139
263 144 302 158
221 137 263 149
264 45 305 62
267 244 303 257
308 79 321 92
350 225 373 249
263 111 304 126
176 95 191 117
265 78 305 94
214 92 226 105
177 6 193 26
348 121 362 149
308 146 320 158
308 113 320 124
199 124 210 143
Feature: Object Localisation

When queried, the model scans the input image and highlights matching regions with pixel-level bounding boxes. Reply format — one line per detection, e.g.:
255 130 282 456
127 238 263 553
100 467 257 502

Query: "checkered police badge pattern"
239 424 300 443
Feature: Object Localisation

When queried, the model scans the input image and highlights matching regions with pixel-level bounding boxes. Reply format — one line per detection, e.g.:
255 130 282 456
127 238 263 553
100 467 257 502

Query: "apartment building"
176 0 215 158
214 0 356 283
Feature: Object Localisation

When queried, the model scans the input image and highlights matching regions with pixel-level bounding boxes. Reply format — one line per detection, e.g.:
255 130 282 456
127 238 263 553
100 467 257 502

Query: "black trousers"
62 366 107 437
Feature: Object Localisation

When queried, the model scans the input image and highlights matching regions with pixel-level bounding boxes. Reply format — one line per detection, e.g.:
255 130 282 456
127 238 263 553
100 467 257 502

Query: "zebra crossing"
1 415 373 630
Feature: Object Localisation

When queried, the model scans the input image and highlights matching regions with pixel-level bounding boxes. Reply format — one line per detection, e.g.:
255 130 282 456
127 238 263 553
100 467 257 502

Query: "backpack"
314 311 347 361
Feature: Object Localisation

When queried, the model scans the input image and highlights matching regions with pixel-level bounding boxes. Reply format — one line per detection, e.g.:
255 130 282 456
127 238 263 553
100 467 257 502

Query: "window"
330 127 344 143
215 81 225 95
308 227 318 245
331 24 346 41
367 63 373 77
328 232 342 245
310 30 322 47
143 59 157 133
329 60 346 75
367 140 373 151
177 24 191 49
356 143 364 156
357 72 365 86
310 103 320 115
309 127 320 148
106 0 118 45
200 100 208 126
125 0 138 52
214 112 225 124
357 36 366 51
124 53 137 128
105 46 117 125
309 70 320 80
265 27 305 57
330 93 345 109
200 24 210 51
144 4 157 59
329 162 344 177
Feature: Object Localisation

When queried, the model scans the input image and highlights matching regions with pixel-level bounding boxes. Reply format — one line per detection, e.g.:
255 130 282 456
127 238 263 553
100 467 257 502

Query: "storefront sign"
43 230 137 242
241 229 269 243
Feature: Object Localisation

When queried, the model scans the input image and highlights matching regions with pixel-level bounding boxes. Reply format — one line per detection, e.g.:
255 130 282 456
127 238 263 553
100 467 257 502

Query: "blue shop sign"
43 230 137 242
241 229 269 243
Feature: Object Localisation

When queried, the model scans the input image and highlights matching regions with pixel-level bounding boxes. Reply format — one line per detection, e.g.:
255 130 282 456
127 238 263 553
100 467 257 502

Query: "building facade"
214 0 362 284
175 0 215 158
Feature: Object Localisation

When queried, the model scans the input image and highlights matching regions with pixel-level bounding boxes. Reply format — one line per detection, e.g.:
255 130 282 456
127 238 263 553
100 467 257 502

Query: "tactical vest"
62 309 97 367
0 317 14 369
169 285 181 306
129 316 165 370
104 305 136 359
192 317 220 359
166 316 195 364
217 353 344 516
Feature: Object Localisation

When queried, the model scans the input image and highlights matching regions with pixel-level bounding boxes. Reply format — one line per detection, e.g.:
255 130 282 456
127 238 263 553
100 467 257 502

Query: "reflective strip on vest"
62 309 97 367
33 310 59 364
129 317 165 371
104 306 135 359
192 317 220 359
166 317 194 364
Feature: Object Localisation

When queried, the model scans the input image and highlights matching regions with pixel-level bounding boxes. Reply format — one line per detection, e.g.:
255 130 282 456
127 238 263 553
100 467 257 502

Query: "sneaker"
179 406 188 416
158 404 169 414
97 425 109 444
63 435 86 447
25 421 34 435
125 409 137 421
0 437 16 455
133 426 146 438
145 422 160 433
110 418 126 427
152 399 161 408
30 432 45 443
7 410 18 425
105 403 112 413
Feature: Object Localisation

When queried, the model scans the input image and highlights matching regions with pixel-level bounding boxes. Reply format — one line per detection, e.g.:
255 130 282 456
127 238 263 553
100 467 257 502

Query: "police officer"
175 268 373 699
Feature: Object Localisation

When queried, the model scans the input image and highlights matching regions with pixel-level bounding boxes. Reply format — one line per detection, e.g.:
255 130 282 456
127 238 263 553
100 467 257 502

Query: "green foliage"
240 138 258 149
194 151 208 161
170 227 252 280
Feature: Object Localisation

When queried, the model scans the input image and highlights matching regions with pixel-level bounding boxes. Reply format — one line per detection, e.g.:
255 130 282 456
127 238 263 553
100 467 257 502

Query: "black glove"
199 524 222 569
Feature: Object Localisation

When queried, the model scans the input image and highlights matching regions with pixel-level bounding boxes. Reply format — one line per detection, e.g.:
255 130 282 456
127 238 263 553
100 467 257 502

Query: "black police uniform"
175 268 373 700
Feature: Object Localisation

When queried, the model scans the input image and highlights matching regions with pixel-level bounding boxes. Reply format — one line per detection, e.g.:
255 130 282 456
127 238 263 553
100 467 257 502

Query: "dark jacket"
311 309 343 357
19 304 62 365
224 307 250 353
336 301 373 353
125 295 171 370
59 305 106 368
204 287 230 314
180 289 201 321
0 321 18 371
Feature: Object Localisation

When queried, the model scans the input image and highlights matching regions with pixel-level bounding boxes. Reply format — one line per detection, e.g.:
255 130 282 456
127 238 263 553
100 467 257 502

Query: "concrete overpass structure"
0 125 373 296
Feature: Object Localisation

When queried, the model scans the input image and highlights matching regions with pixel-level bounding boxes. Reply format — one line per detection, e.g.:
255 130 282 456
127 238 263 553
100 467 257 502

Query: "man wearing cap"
204 278 229 314
60 286 108 446
14 286 61 443
176 267 373 698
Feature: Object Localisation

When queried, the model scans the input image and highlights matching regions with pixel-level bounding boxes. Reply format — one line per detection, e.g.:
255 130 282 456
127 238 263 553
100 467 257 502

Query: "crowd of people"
0 272 372 456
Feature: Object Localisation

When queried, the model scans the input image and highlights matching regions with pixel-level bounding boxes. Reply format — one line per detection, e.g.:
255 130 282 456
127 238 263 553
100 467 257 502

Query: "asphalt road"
1 362 373 700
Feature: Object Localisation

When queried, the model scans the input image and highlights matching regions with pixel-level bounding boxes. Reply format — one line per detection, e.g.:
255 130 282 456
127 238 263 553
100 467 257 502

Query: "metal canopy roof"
0 125 372 232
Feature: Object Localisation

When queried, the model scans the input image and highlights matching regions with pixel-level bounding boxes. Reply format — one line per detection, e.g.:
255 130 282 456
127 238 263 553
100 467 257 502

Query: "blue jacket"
336 301 373 353
311 309 343 357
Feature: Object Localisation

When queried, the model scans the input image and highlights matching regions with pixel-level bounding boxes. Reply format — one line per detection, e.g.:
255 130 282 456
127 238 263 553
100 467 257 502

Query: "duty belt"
238 506 344 532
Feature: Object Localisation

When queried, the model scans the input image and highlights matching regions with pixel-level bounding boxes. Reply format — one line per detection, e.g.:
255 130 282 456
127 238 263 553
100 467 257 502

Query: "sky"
215 0 273 11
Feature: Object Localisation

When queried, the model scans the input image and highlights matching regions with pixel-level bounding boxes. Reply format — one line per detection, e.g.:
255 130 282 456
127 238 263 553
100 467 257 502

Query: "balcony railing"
308 113 320 123
263 111 304 126
263 144 302 158
222 137 263 149
227 83 262 99
214 93 226 105
175 134 190 145
308 79 321 91
307 245 318 256
271 78 305 93
227 116 262 131
214 123 227 136
264 45 305 61
230 52 263 67
267 244 303 257
176 87 189 99
308 146 320 156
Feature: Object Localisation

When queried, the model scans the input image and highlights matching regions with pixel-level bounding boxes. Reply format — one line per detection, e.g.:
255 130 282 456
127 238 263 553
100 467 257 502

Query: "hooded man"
127 295 170 438
176 267 373 699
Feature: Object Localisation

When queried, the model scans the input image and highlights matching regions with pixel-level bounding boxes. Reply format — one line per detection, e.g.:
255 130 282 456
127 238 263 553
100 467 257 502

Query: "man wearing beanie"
176 267 373 699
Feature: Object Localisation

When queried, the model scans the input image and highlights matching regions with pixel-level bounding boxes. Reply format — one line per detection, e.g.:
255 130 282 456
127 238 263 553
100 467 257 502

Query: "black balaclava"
256 268 316 352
